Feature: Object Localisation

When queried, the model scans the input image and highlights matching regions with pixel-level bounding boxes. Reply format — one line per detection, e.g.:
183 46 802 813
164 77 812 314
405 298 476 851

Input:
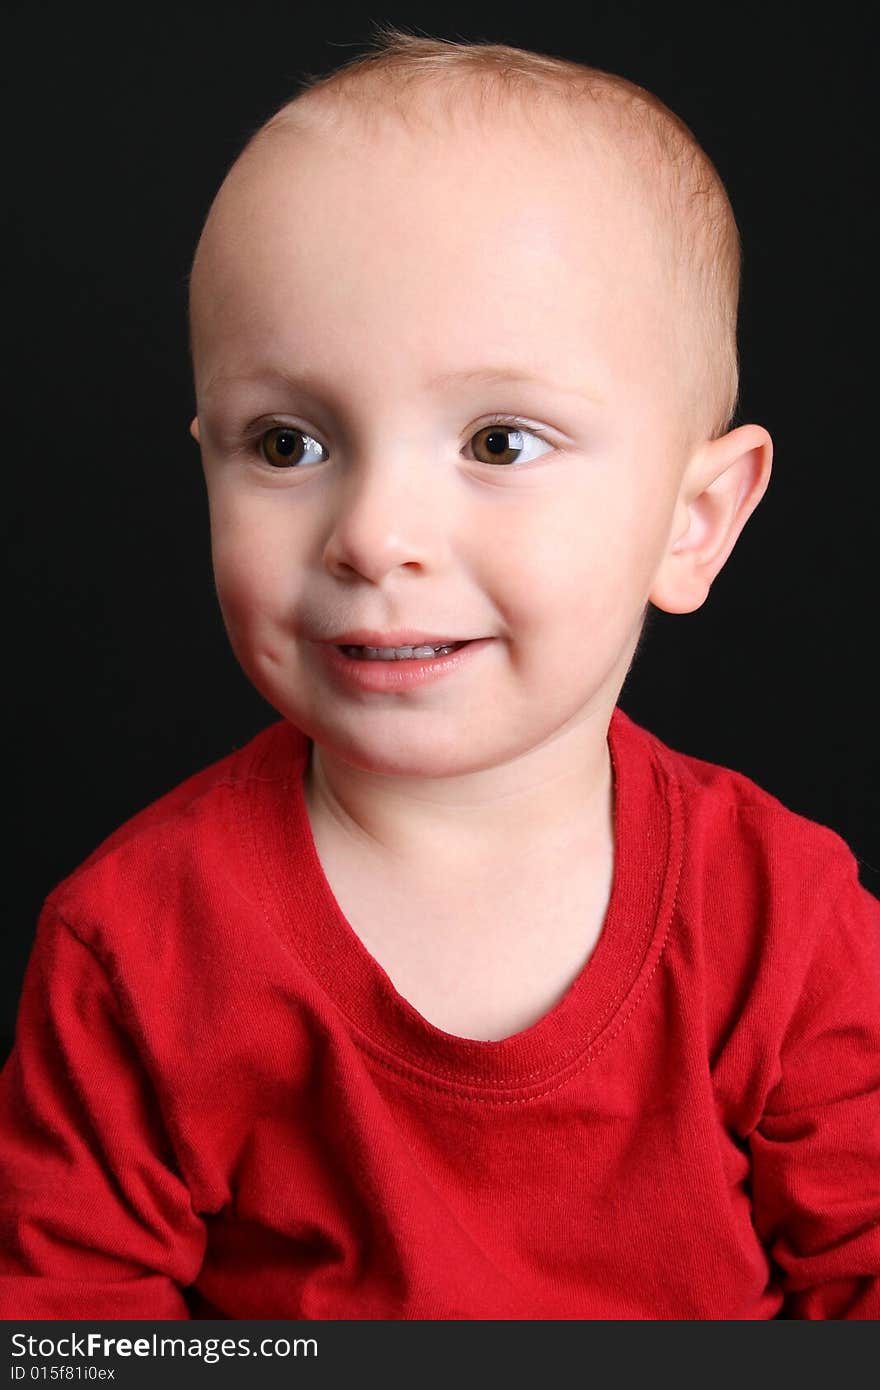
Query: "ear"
189 415 201 444
649 423 773 614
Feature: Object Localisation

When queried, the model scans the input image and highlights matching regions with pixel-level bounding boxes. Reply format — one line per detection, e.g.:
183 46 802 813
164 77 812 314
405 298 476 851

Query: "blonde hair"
220 25 742 440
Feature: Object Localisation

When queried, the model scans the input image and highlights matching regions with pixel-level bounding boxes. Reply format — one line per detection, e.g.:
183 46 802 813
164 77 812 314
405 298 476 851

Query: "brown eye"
471 425 524 466
259 426 325 469
470 423 552 468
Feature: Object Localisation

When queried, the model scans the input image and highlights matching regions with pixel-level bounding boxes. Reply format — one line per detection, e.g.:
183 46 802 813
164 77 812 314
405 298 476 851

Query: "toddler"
2 28 878 1320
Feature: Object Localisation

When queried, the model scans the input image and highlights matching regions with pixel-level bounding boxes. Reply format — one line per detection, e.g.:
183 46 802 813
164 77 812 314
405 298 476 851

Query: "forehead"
190 108 677 403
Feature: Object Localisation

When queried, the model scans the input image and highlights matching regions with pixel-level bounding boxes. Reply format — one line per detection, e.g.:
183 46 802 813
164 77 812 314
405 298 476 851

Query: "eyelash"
247 416 552 469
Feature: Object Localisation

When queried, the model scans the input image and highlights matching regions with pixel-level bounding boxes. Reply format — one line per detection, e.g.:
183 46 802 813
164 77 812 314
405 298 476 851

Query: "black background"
4 1 877 1065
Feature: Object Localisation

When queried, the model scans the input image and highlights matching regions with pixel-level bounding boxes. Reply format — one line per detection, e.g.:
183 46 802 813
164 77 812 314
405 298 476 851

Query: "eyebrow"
203 364 603 404
428 366 601 401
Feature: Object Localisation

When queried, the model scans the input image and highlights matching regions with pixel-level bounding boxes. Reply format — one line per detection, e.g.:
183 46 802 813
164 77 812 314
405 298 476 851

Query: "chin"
313 718 494 779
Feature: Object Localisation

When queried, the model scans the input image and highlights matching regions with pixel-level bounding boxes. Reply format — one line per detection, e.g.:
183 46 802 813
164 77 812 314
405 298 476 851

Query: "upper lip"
326 630 476 647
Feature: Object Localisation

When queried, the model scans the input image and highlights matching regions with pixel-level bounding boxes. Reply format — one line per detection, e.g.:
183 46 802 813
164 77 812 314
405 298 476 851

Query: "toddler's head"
187 29 772 792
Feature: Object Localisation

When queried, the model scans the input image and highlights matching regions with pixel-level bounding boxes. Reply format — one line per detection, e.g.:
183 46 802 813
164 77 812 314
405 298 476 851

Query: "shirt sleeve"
748 854 880 1319
0 902 207 1319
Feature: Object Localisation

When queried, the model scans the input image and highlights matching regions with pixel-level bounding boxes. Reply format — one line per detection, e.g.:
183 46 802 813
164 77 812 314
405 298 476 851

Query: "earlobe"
189 416 201 444
649 423 773 615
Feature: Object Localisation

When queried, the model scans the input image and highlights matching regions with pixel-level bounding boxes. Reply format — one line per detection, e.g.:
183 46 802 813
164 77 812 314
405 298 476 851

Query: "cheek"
208 496 295 633
487 496 615 623
486 473 665 647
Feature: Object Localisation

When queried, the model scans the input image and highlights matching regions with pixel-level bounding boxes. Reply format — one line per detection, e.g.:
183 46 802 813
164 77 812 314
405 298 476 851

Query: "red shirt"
1 707 878 1320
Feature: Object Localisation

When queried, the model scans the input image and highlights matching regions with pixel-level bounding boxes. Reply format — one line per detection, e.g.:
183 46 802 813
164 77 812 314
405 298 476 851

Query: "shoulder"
44 719 307 950
612 705 875 1015
613 709 878 1125
614 705 864 895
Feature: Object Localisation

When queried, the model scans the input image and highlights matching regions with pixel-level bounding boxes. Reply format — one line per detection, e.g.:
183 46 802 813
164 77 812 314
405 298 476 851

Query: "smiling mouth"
338 641 471 661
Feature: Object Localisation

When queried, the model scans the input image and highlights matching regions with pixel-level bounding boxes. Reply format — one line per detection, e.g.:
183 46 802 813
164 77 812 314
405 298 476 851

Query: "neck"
303 710 615 879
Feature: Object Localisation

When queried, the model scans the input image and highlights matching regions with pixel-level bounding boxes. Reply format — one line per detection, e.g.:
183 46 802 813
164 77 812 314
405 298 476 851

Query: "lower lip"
315 640 493 692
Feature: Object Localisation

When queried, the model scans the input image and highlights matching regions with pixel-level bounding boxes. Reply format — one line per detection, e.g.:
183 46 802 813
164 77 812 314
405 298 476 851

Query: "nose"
321 448 448 584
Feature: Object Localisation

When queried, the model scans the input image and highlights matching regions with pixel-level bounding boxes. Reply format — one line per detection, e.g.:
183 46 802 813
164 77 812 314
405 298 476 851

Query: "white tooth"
356 642 457 660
